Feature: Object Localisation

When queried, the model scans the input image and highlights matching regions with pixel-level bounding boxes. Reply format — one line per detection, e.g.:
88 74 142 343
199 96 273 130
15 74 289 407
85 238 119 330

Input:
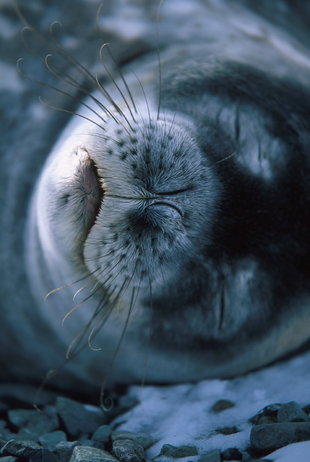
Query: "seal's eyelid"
154 186 194 196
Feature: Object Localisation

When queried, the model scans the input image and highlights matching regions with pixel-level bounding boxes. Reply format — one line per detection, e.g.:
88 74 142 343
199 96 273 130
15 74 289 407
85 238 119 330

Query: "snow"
268 441 310 461
113 350 310 460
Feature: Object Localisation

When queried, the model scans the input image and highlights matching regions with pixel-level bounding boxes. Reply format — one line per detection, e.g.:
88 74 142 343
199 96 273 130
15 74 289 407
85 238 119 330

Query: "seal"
0 0 309 391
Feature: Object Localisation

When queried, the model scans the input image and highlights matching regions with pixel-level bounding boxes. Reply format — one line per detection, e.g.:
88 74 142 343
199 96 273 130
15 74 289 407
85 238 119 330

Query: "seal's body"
0 0 309 390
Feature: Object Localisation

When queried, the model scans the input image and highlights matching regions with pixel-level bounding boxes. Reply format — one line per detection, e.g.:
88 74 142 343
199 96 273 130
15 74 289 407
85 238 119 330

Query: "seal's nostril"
83 157 104 198
79 157 104 231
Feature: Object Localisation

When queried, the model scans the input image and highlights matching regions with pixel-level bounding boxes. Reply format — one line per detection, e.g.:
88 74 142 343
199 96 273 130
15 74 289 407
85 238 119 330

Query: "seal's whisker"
61 276 108 326
44 54 120 126
156 0 164 120
167 112 178 138
65 292 110 359
95 75 133 136
140 278 153 387
103 44 138 115
44 272 96 301
38 96 106 132
88 132 119 144
85 276 131 358
216 150 237 164
17 58 108 132
85 278 130 353
73 280 96 302
20 26 38 55
114 284 139 359
234 105 241 144
133 72 151 124
17 8 127 131
100 274 140 409
92 248 136 290
61 295 93 326
44 55 109 126
99 44 137 125
47 21 129 129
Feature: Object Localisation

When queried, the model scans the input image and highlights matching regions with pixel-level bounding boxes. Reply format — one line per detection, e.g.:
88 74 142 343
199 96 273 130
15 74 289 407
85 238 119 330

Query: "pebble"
250 404 281 425
70 446 118 462
198 449 221 462
215 426 239 435
112 438 145 462
39 430 67 449
0 439 57 462
221 447 243 460
8 408 58 438
277 401 309 422
210 400 235 413
54 441 78 462
160 444 198 458
111 430 155 449
56 397 107 437
92 425 112 444
303 404 310 415
78 439 104 449
250 421 310 452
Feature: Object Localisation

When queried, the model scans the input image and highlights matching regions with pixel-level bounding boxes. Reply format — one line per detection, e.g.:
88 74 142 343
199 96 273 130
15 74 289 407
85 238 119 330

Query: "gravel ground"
0 383 310 462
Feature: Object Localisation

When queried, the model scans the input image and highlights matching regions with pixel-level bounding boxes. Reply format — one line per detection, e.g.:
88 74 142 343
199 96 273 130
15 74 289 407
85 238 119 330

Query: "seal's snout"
80 113 221 291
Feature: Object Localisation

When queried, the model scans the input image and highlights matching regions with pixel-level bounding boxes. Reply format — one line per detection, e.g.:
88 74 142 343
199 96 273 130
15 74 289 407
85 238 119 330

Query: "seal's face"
22 1 310 385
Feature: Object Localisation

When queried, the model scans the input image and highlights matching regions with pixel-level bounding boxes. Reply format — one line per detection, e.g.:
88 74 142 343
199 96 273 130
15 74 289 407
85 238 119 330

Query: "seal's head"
22 4 310 386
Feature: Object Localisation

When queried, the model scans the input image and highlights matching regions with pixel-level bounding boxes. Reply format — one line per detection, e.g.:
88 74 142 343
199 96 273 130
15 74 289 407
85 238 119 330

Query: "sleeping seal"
0 0 309 391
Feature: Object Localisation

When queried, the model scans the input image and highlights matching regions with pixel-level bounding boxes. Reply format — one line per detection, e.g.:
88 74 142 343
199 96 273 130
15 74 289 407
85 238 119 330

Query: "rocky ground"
1 381 310 462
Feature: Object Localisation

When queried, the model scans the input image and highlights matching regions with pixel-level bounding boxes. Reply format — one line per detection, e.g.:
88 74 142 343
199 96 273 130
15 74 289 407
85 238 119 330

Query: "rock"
92 425 112 444
0 439 57 462
221 447 243 460
111 431 155 449
253 416 275 425
78 439 104 449
0 425 13 441
198 449 221 462
303 404 310 415
210 400 235 413
240 452 252 462
8 409 38 428
250 404 281 425
70 446 118 462
39 430 67 450
112 438 145 462
250 422 310 452
56 397 107 437
277 401 309 422
160 444 198 458
8 408 58 437
0 457 17 462
54 441 78 462
215 426 239 435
